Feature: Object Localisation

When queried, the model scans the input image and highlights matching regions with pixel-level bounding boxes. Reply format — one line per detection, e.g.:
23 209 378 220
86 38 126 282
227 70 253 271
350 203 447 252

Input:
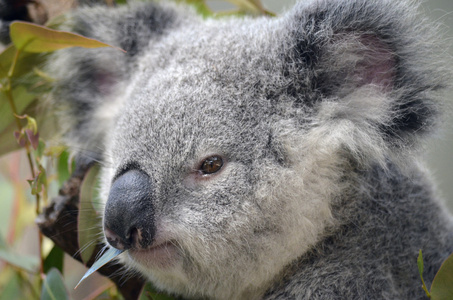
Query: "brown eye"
200 156 223 175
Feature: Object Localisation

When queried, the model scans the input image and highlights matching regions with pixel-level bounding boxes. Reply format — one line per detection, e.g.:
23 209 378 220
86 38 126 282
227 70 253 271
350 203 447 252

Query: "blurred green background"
419 0 453 212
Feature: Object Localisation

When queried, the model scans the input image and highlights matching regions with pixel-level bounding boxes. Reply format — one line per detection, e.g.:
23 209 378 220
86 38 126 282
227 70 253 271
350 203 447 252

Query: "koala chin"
39 0 453 299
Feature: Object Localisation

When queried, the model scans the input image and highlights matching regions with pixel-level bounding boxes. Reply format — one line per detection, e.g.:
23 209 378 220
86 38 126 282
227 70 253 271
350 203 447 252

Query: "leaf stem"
421 278 431 298
5 88 22 133
17 269 40 299
8 48 20 78
5 48 45 281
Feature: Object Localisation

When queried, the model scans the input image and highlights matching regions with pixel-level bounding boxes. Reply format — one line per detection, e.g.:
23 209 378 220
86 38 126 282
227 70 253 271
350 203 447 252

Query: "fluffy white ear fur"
321 34 397 97
314 87 392 167
355 35 396 90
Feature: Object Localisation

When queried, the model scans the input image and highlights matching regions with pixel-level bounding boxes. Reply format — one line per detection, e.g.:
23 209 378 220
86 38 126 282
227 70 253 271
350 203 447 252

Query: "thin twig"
5 48 45 281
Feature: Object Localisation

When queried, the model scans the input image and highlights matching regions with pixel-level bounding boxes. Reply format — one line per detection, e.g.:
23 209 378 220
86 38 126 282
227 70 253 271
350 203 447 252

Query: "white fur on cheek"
255 89 394 285
314 87 393 167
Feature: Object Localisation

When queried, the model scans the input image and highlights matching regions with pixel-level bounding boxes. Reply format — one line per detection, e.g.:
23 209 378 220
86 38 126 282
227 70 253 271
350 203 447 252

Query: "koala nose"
103 169 155 250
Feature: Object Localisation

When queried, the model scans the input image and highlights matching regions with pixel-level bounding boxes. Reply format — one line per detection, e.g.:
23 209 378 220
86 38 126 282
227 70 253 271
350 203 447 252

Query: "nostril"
104 226 147 250
104 169 155 250
129 227 139 246
104 227 131 250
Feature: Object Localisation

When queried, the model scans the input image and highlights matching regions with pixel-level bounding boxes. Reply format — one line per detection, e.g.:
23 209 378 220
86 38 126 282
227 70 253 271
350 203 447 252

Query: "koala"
30 0 453 299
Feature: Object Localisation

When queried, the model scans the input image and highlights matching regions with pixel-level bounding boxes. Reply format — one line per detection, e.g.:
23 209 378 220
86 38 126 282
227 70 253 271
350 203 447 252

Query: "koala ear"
318 34 396 95
281 0 445 148
48 2 185 157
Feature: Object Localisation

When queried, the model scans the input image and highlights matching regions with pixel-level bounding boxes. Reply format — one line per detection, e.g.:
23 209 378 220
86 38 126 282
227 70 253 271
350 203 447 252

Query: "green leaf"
418 249 424 278
0 86 35 132
0 272 21 300
224 0 262 14
140 282 176 300
78 164 102 264
35 139 46 160
0 232 39 273
431 252 453 300
0 45 13 77
247 0 275 16
29 164 47 195
0 232 6 248
418 250 431 298
56 150 72 186
0 44 44 79
223 0 274 16
44 245 64 274
15 114 38 134
44 144 66 157
248 0 264 10
14 114 40 149
0 247 39 273
0 193 13 243
75 247 124 289
179 0 213 17
0 86 37 155
10 21 124 53
41 268 69 300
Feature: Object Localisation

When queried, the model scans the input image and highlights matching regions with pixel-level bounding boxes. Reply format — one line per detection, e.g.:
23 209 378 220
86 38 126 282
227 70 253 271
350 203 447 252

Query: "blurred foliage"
419 250 453 299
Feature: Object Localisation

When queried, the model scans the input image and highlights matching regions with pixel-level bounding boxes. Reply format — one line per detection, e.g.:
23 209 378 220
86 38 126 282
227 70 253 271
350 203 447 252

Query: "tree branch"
36 160 145 300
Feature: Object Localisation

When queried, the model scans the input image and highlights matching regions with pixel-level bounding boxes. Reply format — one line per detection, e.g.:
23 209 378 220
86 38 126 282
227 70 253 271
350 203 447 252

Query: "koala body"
42 0 453 299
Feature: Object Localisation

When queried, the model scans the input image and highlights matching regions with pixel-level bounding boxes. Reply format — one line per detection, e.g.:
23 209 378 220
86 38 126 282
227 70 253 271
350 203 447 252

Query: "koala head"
49 0 446 299
101 20 338 297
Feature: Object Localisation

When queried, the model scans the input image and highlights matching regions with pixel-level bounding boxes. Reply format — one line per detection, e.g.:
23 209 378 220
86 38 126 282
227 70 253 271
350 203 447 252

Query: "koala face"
100 21 336 298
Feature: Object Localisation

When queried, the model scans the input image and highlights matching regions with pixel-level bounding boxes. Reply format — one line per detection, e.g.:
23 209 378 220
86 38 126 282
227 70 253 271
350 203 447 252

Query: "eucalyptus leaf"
179 0 212 17
78 164 102 264
0 44 44 79
225 0 261 14
417 249 424 278
140 282 176 300
0 44 13 77
248 0 264 10
0 233 38 274
0 272 21 300
0 248 39 273
0 232 6 248
41 268 69 300
0 86 35 132
10 21 123 53
417 250 431 298
44 245 64 274
224 0 274 16
56 150 72 186
29 164 47 196
0 86 37 155
75 247 124 289
35 139 46 160
431 252 453 300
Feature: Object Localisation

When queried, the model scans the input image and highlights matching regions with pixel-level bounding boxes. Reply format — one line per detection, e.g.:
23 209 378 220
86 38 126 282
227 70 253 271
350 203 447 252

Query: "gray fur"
44 0 453 299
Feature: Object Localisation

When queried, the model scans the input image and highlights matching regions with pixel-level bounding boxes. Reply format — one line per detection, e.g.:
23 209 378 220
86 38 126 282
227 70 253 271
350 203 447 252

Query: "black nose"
103 169 155 250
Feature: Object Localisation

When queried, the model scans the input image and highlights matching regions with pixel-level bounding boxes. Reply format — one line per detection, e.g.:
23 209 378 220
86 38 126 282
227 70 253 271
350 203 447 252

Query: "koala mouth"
127 241 180 269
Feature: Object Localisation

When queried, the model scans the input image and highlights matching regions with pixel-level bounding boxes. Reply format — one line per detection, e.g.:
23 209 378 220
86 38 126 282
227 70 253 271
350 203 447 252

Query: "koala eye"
199 156 224 175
